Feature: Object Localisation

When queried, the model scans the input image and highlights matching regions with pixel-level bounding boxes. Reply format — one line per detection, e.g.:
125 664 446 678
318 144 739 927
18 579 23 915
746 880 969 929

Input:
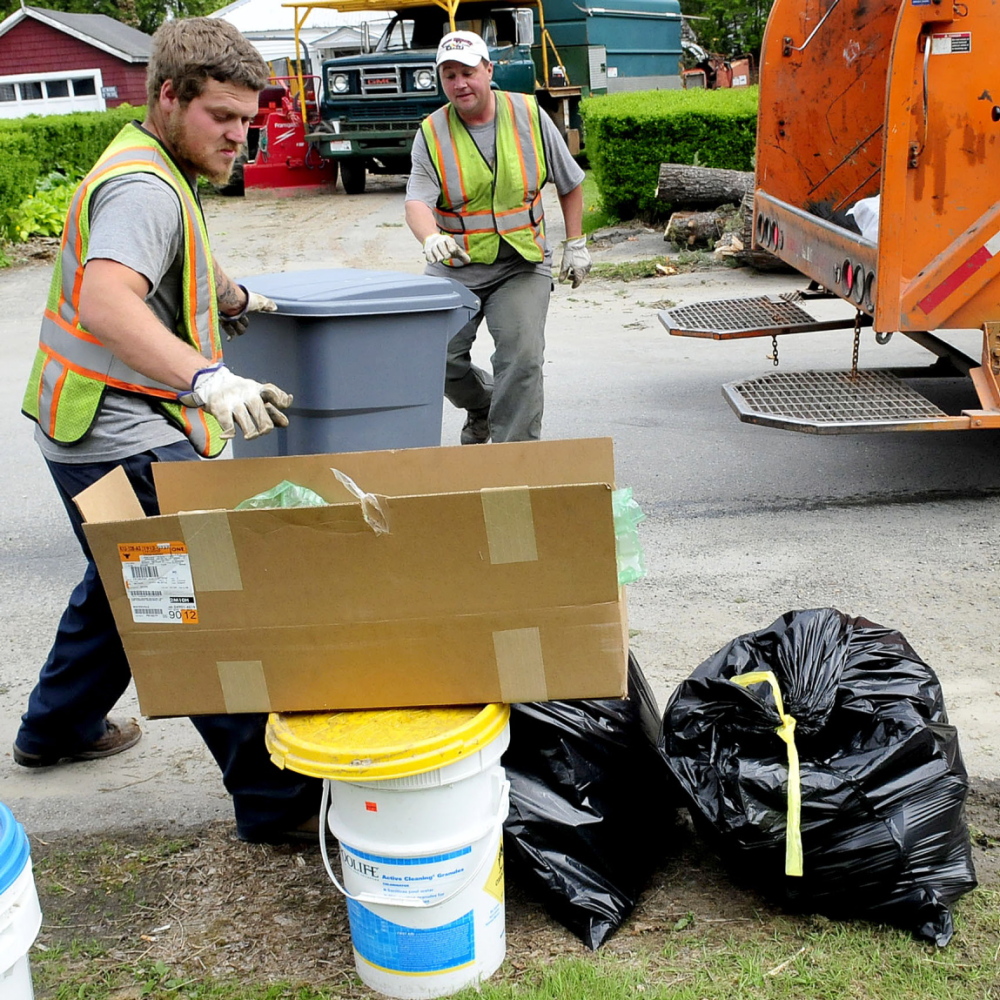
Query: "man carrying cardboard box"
16 17 319 843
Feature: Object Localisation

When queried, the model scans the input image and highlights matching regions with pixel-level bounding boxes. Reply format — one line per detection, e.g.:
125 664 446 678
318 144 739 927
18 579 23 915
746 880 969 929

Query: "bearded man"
17 17 320 844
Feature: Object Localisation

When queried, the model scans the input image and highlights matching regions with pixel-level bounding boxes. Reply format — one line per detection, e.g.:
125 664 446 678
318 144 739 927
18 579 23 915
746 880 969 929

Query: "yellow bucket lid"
265 704 510 781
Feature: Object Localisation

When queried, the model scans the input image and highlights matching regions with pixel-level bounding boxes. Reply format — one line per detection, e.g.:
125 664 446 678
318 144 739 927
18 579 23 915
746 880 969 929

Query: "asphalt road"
2 178 998 836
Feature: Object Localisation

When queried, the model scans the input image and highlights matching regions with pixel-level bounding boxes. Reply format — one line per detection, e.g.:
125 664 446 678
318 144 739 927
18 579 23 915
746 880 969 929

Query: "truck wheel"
340 160 366 195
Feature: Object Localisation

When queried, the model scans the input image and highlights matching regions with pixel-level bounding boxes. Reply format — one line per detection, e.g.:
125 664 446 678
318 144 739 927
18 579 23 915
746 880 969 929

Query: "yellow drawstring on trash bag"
730 670 803 877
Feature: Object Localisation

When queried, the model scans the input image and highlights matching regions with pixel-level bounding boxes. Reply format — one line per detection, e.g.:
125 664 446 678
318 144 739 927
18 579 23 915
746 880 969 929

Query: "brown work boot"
13 717 142 768
461 406 490 445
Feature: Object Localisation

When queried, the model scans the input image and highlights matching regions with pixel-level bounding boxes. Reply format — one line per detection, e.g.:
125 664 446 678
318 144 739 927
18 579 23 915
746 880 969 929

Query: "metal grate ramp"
660 295 860 339
723 369 966 433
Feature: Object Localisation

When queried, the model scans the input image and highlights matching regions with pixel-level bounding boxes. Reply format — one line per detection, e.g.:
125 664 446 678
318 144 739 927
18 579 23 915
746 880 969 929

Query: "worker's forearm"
405 200 441 244
79 259 211 391
558 184 584 240
213 260 249 316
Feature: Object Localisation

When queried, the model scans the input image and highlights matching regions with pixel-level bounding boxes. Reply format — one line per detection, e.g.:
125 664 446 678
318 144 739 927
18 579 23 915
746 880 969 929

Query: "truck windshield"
375 16 446 51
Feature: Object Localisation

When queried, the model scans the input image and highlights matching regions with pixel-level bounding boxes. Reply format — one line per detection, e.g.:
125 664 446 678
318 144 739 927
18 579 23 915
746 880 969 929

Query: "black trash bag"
502 651 675 949
658 608 977 946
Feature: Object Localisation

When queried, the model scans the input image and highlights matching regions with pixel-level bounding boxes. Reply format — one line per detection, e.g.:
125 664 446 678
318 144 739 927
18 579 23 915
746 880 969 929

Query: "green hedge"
580 87 758 221
0 104 143 239
0 131 40 238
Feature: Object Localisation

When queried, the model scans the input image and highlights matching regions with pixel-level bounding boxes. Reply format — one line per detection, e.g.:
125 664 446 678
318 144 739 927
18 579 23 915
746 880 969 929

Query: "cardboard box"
77 438 627 717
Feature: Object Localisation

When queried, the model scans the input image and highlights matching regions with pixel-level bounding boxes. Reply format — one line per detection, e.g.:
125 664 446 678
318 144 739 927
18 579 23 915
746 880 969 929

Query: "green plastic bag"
235 480 329 510
612 487 647 585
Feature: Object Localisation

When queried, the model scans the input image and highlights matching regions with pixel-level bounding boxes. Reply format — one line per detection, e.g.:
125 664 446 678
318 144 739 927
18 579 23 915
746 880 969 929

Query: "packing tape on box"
216 660 271 713
180 511 243 591
480 487 538 564
493 626 548 702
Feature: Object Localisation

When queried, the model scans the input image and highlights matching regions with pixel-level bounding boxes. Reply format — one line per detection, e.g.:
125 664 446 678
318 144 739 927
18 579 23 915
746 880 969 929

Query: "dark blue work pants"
16 441 320 842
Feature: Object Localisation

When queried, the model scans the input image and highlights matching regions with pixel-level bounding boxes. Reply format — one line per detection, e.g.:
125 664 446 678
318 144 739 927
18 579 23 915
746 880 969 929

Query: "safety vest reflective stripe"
37 317 180 398
435 190 544 235
423 108 466 214
422 91 548 265
502 91 545 196
23 122 225 457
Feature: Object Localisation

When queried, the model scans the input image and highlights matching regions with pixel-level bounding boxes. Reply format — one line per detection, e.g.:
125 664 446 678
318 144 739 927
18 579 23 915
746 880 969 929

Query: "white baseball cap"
435 31 491 68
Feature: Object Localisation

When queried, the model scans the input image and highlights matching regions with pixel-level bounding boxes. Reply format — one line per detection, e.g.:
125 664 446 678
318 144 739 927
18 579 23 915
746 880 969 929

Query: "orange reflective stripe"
43 307 103 346
427 113 456 208
35 342 174 399
445 106 469 208
47 363 68 439
193 409 212 457
504 93 531 195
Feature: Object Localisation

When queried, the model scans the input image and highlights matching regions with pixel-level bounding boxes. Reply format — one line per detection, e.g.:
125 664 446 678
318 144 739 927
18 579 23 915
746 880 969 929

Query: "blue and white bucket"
267 705 510 999
0 803 42 999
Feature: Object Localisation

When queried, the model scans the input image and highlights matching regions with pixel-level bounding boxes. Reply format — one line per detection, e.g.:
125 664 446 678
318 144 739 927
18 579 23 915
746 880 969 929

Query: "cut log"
665 209 728 247
656 163 754 208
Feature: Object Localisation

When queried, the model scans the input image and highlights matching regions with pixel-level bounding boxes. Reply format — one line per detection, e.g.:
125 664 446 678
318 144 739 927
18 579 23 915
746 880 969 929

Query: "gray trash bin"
222 268 479 458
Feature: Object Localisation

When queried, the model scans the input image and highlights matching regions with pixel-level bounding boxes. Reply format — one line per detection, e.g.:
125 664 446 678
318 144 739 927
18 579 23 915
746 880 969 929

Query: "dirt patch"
29 780 1000 994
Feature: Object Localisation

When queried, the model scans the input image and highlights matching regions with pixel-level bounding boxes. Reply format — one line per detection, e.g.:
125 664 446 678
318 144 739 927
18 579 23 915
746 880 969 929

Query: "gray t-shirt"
36 171 194 464
405 100 585 290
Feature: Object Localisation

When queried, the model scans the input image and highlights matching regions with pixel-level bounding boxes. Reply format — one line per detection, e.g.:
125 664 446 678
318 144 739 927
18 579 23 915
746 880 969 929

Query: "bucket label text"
340 844 473 903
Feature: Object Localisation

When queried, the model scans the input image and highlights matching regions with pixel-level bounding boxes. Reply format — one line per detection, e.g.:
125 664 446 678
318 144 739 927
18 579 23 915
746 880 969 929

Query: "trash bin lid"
0 803 29 895
238 268 479 318
265 704 510 781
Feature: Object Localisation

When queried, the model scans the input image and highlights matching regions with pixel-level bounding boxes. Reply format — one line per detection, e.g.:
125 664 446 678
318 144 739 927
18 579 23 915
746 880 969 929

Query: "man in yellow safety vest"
15 17 320 844
405 30 592 444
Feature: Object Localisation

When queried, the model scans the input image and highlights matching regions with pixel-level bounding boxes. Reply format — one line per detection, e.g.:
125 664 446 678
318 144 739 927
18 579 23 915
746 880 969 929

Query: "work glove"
423 233 471 265
221 286 277 340
178 362 292 440
558 236 592 289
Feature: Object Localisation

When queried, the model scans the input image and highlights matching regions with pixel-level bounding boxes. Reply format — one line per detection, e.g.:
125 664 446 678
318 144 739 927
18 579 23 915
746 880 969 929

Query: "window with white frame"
0 68 105 118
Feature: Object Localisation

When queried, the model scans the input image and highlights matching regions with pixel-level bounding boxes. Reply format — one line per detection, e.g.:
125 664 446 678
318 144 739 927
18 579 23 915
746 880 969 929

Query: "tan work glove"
178 363 292 440
558 236 593 289
423 233 471 265
221 286 278 340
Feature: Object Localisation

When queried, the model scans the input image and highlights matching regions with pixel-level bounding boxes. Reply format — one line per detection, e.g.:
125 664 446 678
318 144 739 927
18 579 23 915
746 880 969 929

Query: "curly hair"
146 17 269 107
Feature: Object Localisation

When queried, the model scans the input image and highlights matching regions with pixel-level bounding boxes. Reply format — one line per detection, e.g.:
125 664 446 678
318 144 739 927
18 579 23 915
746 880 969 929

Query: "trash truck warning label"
930 32 971 54
118 542 198 624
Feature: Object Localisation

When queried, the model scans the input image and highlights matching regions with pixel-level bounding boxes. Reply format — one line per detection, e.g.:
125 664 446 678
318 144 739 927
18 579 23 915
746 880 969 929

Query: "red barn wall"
0 18 147 106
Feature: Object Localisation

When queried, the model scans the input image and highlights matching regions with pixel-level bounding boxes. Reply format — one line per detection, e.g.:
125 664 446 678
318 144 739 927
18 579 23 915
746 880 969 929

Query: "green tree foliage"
685 0 773 58
1 0 221 36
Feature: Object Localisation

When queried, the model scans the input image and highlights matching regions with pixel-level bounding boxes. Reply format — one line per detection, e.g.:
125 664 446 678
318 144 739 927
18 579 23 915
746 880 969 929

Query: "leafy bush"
580 87 758 221
9 173 78 241
0 105 143 241
0 104 141 176
0 131 41 241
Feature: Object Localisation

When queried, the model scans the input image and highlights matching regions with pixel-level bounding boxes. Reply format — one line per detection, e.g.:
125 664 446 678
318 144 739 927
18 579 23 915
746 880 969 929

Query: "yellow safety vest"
22 121 226 457
422 91 549 265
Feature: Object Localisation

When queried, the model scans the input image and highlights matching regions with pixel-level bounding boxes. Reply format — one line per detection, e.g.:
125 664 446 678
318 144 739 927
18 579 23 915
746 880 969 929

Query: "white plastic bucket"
267 705 511 999
0 803 42 1000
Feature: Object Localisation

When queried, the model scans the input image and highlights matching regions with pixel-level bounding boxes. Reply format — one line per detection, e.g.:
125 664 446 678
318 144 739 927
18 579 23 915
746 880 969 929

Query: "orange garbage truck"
661 0 1000 433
